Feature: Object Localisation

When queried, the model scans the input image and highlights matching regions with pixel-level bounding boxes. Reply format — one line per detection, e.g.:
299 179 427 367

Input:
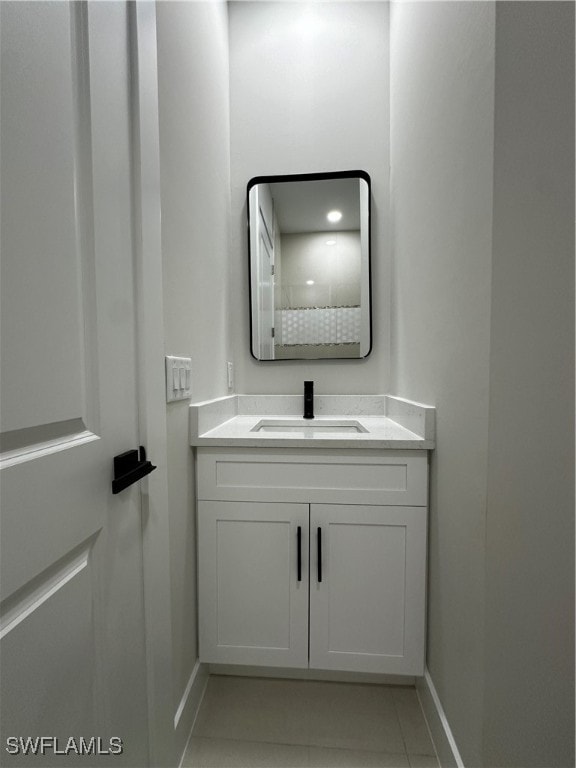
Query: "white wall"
278 231 361 309
483 3 575 765
390 3 495 763
391 2 574 766
154 4 574 765
229 1 389 393
156 0 231 754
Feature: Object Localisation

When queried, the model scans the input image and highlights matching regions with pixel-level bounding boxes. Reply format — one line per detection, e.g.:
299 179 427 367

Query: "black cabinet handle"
297 526 302 582
317 527 322 583
112 446 156 494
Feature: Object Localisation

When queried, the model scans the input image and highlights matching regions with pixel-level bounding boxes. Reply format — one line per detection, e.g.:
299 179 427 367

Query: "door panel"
0 3 149 764
1 562 95 767
309 504 427 675
0 2 89 436
198 501 309 668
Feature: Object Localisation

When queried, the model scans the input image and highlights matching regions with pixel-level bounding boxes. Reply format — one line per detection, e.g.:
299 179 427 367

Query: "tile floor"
183 676 439 768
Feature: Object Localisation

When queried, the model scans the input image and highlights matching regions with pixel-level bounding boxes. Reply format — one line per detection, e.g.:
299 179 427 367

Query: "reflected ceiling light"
325 239 337 246
326 210 342 223
306 280 315 285
295 7 319 39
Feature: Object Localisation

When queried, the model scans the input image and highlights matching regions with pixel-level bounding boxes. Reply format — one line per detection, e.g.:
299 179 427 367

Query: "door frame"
129 4 175 765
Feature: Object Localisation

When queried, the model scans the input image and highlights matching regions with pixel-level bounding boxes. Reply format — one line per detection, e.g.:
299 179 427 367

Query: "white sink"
251 418 368 434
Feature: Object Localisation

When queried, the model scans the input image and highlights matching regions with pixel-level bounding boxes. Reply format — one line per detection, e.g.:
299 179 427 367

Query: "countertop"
189 395 435 450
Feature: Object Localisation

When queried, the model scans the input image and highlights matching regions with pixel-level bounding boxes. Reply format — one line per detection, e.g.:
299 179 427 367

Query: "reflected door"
249 182 275 359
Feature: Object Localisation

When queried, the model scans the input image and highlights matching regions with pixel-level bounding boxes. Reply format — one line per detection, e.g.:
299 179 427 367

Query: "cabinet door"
309 505 427 675
198 501 309 667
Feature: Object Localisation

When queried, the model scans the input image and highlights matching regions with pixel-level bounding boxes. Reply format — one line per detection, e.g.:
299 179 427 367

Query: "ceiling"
270 177 361 233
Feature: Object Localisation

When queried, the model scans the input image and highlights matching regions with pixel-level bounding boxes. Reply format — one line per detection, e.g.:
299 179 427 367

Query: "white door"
1 3 150 764
309 505 427 675
198 501 309 667
249 183 275 359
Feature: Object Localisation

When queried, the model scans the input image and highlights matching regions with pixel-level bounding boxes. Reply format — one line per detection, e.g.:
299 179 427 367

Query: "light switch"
166 356 192 402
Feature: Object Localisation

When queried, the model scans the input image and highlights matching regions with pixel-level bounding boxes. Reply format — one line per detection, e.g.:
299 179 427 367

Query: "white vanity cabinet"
197 448 428 676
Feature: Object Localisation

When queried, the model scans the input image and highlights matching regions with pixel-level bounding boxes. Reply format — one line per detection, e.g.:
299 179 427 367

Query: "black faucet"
303 381 314 419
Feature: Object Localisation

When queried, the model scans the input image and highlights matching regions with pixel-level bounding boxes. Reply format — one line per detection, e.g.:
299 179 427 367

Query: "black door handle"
112 446 156 494
297 526 302 582
317 527 322 583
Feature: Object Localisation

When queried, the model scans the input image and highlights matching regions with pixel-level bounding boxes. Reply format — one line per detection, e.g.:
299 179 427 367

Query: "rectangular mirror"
247 171 371 361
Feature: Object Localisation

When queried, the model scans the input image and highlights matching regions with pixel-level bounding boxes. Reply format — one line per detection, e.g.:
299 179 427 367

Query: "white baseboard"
175 660 209 767
416 669 465 768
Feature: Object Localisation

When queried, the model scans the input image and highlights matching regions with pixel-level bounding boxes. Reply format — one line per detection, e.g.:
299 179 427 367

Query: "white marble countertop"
189 395 435 450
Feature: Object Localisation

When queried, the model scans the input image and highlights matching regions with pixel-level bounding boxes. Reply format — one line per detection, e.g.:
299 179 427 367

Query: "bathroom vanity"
190 395 435 677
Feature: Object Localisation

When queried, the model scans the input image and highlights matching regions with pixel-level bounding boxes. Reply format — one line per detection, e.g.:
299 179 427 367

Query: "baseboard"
175 660 209 767
416 668 465 768
209 663 415 686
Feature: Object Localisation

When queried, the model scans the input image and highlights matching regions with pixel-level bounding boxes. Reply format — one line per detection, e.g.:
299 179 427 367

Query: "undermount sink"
251 418 369 434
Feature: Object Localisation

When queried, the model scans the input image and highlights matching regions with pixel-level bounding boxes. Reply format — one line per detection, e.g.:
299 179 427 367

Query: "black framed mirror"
247 170 372 361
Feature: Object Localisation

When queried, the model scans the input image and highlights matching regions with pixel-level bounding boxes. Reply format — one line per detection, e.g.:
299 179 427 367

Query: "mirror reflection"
248 171 371 361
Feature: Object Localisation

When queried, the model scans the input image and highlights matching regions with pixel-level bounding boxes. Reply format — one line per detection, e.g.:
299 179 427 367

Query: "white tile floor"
183 676 439 768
